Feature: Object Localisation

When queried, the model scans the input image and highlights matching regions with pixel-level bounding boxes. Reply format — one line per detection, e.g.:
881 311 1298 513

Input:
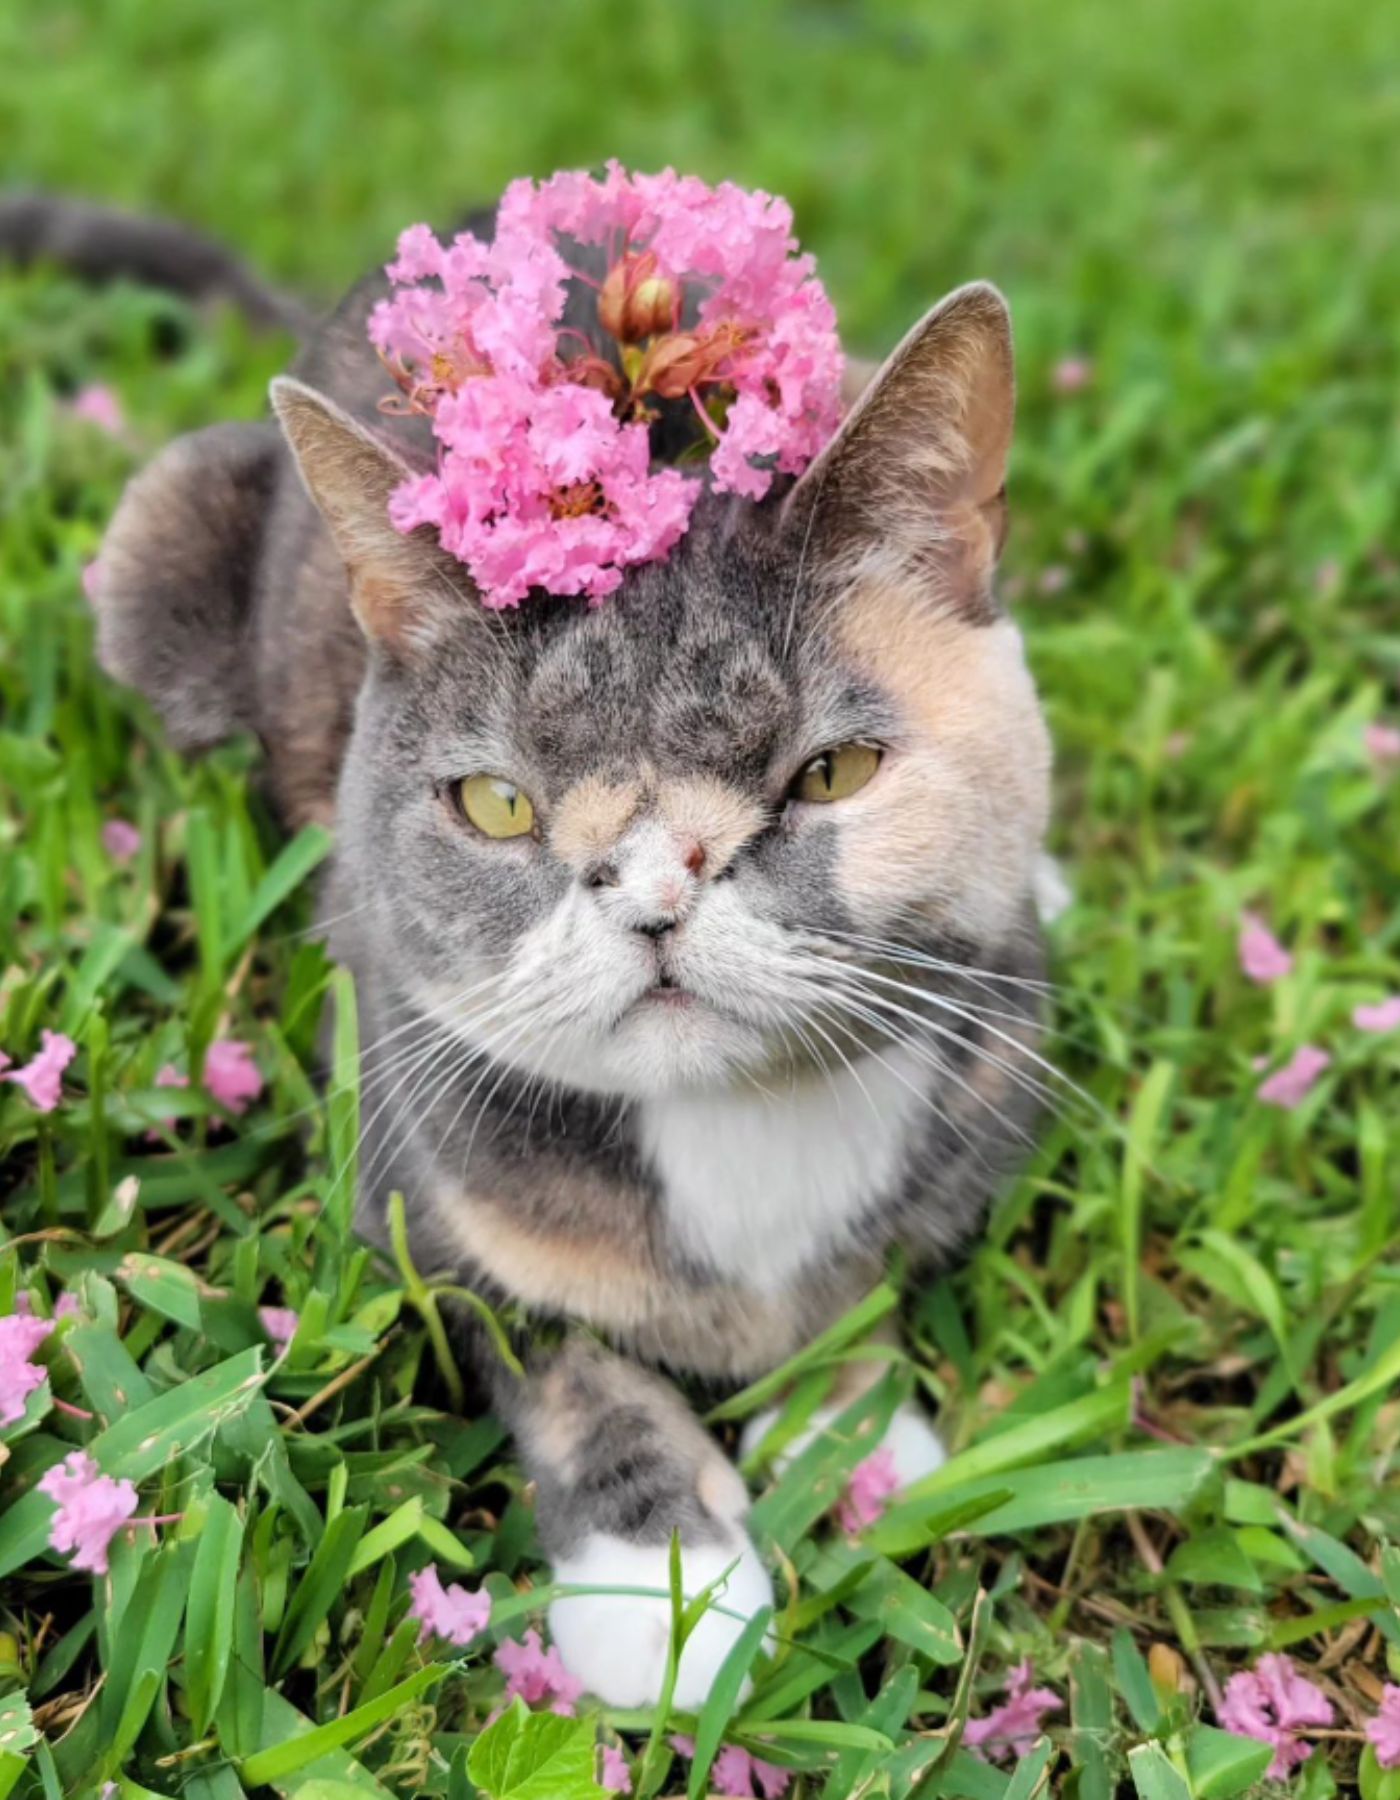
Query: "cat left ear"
270 376 468 657
785 281 1014 618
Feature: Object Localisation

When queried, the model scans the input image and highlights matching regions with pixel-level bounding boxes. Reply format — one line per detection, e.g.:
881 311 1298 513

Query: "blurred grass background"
2 3 1400 1797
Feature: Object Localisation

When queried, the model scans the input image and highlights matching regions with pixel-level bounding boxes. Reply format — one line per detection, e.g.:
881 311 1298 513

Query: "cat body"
74 195 1052 1705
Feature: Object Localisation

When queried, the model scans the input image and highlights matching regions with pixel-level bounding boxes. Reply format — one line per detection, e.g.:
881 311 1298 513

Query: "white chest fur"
637 1045 929 1292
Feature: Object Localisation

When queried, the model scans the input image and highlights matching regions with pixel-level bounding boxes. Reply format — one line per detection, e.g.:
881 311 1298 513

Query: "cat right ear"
270 376 467 656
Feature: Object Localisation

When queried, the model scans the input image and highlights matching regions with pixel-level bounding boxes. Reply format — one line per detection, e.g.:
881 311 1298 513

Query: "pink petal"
100 820 141 862
1052 356 1092 394
81 558 104 604
0 1313 54 1427
1366 1686 1400 1770
1353 996 1400 1034
5 1031 78 1112
70 384 126 436
1238 913 1293 984
258 1306 299 1351
1256 1044 1331 1110
599 1745 632 1794
494 1627 582 1714
203 1039 263 1115
38 1450 139 1574
837 1447 900 1534
407 1564 491 1647
1363 723 1400 766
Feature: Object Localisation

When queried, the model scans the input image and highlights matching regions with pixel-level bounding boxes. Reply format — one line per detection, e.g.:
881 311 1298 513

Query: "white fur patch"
741 1399 948 1488
548 1529 774 1709
1032 855 1072 924
638 1045 930 1291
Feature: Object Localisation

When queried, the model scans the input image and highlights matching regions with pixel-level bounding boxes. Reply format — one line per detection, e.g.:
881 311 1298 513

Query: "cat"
9 191 1053 1706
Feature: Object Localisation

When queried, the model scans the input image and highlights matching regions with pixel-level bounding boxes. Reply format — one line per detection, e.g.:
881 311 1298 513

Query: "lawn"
1 2 1399 1796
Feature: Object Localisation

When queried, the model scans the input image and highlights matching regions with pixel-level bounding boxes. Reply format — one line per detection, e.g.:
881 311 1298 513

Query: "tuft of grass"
2 3 1399 1796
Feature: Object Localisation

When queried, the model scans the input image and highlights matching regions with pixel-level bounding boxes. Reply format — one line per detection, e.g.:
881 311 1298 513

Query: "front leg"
507 1338 773 1708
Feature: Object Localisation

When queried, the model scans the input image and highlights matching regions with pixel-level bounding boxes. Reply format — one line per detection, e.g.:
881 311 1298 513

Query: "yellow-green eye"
791 742 882 804
456 774 536 839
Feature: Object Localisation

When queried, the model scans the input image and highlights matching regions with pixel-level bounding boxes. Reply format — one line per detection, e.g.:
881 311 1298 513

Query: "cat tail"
0 190 313 335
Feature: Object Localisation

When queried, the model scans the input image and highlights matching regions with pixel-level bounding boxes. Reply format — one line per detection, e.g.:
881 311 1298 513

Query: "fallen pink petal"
963 1661 1063 1763
100 819 141 862
1052 356 1093 394
5 1031 78 1113
38 1450 140 1575
599 1744 632 1794
1238 912 1292 984
407 1563 491 1647
494 1627 583 1715
258 1306 300 1351
837 1447 900 1533
1363 722 1400 766
0 1313 54 1427
670 1737 789 1798
70 383 126 436
1353 995 1400 1034
1256 1044 1331 1110
1366 1684 1400 1770
204 1039 264 1114
1217 1653 1334 1779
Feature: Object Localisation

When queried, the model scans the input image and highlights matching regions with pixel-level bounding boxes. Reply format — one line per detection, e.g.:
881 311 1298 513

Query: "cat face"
275 283 1051 1099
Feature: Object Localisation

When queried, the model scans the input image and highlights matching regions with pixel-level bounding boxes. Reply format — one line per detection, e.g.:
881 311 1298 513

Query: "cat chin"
495 999 777 1100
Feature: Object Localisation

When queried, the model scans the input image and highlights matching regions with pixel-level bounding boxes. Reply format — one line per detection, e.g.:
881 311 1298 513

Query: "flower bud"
599 252 677 343
640 333 715 399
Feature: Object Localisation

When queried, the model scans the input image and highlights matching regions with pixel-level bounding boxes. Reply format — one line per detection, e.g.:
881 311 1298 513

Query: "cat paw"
548 1528 773 1708
740 1398 947 1487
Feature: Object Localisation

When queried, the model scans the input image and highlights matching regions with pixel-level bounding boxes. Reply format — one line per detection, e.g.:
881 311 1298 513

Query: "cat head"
272 282 1051 1099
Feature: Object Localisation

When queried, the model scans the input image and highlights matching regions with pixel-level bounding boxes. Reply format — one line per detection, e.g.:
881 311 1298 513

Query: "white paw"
1032 854 1073 924
548 1530 773 1709
741 1398 947 1488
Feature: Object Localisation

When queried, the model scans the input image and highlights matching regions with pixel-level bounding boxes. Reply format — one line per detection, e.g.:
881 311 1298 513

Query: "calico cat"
13 192 1053 1706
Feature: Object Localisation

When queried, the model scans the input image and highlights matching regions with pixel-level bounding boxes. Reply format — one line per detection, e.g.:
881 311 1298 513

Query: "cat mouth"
638 973 695 1008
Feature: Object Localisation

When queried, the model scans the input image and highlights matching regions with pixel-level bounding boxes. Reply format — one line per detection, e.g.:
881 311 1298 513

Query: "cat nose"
633 916 677 939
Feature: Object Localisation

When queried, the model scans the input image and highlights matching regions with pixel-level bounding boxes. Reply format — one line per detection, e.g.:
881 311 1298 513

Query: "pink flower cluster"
1 1031 77 1113
671 1734 790 1798
1217 1653 1334 1778
494 1627 583 1715
1368 1685 1400 1770
0 1312 54 1427
1233 911 1400 1111
407 1563 492 1648
962 1661 1062 1762
38 1450 139 1575
837 1447 900 1534
369 164 843 607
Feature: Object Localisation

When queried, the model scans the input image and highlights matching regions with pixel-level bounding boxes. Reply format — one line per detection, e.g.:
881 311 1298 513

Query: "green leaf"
238 1667 447 1785
1003 1739 1055 1800
1112 1628 1161 1732
850 1557 963 1664
706 1283 899 1422
0 1348 264 1579
1068 1638 1112 1800
186 1492 245 1735
1127 1742 1192 1800
687 1605 773 1800
229 823 333 954
468 1698 603 1800
273 1503 367 1675
1183 1724 1273 1798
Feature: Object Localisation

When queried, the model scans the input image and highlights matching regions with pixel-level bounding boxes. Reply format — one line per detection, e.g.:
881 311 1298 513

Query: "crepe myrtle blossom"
38 1450 140 1575
258 1307 299 1353
1366 1685 1400 1770
3 1032 77 1113
1365 722 1400 767
1051 355 1093 394
1238 912 1293 985
1255 1044 1331 1110
70 383 126 436
204 1039 264 1114
369 164 844 607
0 1313 53 1428
599 1745 632 1794
1217 1653 1334 1779
962 1661 1063 1763
494 1627 583 1715
670 1735 790 1799
837 1447 900 1534
407 1563 491 1648
100 819 141 861
1354 995 1400 1034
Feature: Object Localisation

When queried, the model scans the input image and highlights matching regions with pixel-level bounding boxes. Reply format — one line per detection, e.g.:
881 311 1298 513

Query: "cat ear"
785 281 1014 617
270 376 467 656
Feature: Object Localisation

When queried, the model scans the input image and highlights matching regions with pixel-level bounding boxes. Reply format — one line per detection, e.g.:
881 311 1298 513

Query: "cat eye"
454 774 537 839
790 742 882 804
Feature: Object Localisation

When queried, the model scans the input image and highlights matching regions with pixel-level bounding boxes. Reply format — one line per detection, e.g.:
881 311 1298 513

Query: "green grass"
2 2 1400 1796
